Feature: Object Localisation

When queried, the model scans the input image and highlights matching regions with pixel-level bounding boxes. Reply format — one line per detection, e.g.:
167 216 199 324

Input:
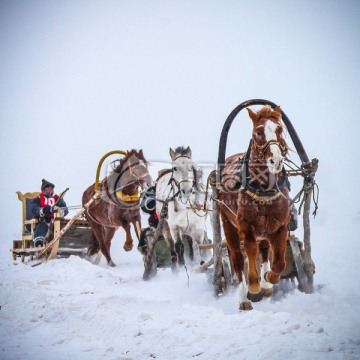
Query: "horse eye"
173 167 177 171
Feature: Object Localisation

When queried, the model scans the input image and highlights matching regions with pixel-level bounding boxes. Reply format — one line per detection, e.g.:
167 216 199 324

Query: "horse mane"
255 106 288 138
174 146 191 157
170 146 202 191
256 105 282 123
113 149 147 174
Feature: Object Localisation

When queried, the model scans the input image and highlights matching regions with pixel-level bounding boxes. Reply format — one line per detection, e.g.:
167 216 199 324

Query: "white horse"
156 146 207 269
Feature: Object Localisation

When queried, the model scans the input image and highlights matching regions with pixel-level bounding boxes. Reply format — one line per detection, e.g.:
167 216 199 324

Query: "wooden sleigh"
12 191 94 263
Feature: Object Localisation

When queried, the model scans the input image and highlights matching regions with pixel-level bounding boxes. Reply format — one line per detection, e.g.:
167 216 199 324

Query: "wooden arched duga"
217 99 309 173
94 150 128 192
211 99 318 296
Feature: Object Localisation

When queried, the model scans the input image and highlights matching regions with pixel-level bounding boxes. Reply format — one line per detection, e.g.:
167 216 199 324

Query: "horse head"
247 105 288 174
120 149 153 191
108 149 153 201
169 146 195 200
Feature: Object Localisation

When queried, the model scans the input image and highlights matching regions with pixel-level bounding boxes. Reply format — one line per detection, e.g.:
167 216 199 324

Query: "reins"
285 158 319 216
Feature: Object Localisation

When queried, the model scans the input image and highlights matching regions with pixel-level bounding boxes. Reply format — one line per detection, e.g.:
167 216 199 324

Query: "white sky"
1 0 359 242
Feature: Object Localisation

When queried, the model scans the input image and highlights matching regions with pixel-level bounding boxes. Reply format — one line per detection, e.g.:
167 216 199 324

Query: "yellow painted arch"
95 150 128 192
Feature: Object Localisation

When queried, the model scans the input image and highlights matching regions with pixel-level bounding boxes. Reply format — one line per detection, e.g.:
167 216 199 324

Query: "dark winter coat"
31 193 68 220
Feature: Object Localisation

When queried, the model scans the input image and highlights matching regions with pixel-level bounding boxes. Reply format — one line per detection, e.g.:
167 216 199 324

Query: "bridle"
253 139 288 159
169 155 196 199
115 158 150 181
168 155 207 216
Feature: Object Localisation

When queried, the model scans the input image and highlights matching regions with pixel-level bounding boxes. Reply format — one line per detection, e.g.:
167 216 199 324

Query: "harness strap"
219 140 289 199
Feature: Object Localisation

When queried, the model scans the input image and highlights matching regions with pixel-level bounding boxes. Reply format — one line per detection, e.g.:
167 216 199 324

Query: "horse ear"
139 149 144 158
247 108 257 124
185 146 192 158
274 106 281 114
169 148 176 160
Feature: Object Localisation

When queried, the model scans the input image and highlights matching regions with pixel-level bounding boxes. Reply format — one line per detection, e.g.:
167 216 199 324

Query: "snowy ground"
1 1 359 358
1 212 359 360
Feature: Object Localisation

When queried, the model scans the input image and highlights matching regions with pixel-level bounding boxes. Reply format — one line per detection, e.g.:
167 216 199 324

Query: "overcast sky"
1 0 359 242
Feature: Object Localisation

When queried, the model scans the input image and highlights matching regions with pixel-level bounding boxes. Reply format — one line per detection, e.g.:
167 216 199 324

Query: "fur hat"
41 179 55 190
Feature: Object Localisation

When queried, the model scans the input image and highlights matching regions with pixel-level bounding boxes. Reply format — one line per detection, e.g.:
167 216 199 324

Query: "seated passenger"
31 179 68 247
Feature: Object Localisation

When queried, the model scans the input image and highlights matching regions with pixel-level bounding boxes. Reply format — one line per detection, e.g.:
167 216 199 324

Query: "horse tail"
87 230 100 256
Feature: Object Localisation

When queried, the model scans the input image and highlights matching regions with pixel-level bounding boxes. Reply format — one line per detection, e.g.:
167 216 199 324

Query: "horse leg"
222 216 252 310
265 226 288 285
122 222 134 251
169 225 184 271
180 234 194 265
242 225 263 303
172 228 184 266
189 229 203 265
84 225 102 264
175 238 185 265
103 227 117 267
259 240 273 297
89 222 116 267
162 221 178 271
184 235 194 263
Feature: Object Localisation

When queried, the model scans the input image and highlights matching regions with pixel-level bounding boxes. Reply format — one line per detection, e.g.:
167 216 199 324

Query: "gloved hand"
53 206 65 218
40 205 52 217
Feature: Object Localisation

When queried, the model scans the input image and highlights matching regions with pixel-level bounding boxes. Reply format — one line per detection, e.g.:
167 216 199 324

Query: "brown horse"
220 105 290 310
83 150 153 266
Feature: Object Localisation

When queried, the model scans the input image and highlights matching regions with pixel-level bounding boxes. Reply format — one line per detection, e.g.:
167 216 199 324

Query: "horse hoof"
108 260 117 267
143 269 157 281
262 287 273 297
85 252 102 265
239 302 253 311
143 275 150 281
123 243 133 252
247 290 263 302
171 263 179 273
143 271 150 281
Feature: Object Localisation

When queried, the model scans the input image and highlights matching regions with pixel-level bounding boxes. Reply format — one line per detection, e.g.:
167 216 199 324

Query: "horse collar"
115 188 140 203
